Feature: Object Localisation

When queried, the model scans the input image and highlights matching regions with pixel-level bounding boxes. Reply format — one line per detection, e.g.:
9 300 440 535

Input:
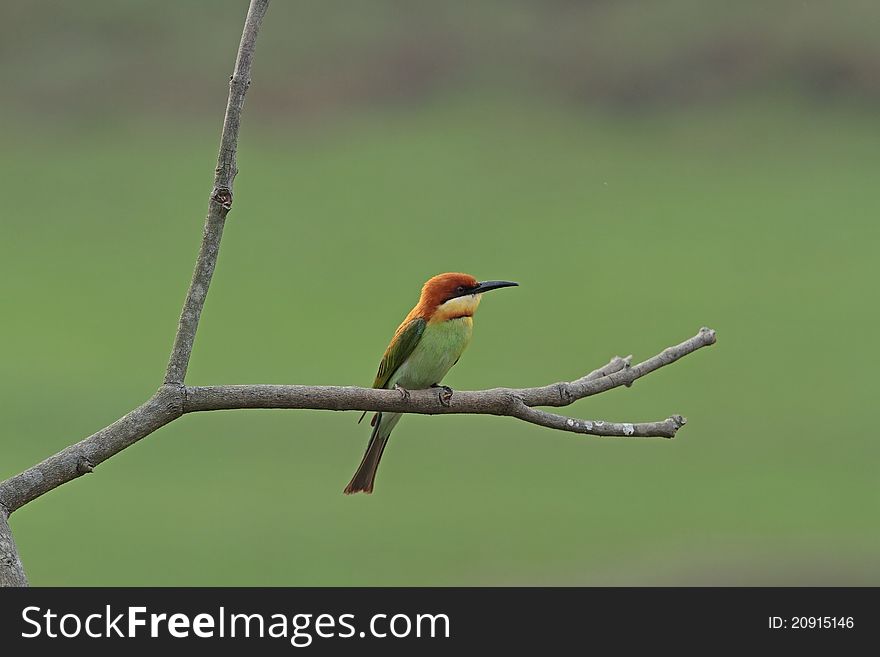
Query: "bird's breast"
390 317 473 389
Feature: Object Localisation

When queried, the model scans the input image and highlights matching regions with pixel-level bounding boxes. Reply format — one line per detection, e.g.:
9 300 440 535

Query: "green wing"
373 317 426 389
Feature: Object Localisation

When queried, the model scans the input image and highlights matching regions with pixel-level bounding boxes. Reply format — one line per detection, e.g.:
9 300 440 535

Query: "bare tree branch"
0 327 715 520
0 0 272 587
509 403 686 438
184 329 715 418
183 328 715 416
0 0 718 586
0 387 184 514
515 327 717 407
0 509 28 587
164 0 270 385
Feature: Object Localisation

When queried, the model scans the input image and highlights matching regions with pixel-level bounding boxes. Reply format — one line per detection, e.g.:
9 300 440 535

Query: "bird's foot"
432 383 454 407
393 384 411 400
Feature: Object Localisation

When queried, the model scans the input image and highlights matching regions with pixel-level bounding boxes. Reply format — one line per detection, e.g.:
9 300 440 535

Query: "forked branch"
0 327 715 517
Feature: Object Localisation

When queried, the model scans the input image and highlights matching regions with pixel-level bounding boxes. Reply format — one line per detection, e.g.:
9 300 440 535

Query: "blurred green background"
2 1 878 585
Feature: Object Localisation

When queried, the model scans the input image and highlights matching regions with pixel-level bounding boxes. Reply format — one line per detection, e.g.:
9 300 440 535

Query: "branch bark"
0 508 28 587
0 0 718 586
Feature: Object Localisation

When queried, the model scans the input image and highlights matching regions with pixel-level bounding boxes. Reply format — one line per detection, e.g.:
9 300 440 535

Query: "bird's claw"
393 384 410 400
432 384 454 407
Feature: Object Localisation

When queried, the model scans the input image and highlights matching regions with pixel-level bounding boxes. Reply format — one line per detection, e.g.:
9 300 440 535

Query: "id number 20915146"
768 616 854 630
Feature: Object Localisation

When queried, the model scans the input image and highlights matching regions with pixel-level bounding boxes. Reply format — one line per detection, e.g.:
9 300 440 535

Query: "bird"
344 272 518 494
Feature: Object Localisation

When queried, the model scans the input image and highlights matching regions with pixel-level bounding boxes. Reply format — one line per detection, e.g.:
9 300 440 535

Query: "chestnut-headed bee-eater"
344 272 518 494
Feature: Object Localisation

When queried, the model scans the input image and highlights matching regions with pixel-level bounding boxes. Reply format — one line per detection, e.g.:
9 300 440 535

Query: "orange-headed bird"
344 272 518 494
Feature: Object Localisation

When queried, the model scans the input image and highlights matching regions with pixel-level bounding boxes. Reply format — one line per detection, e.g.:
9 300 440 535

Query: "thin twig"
518 327 717 406
510 403 687 438
164 0 270 385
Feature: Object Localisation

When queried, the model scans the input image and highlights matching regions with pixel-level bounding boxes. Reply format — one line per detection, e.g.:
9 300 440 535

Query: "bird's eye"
456 285 465 293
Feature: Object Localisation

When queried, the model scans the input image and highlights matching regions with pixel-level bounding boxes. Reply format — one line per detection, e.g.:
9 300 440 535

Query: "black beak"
470 280 519 295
